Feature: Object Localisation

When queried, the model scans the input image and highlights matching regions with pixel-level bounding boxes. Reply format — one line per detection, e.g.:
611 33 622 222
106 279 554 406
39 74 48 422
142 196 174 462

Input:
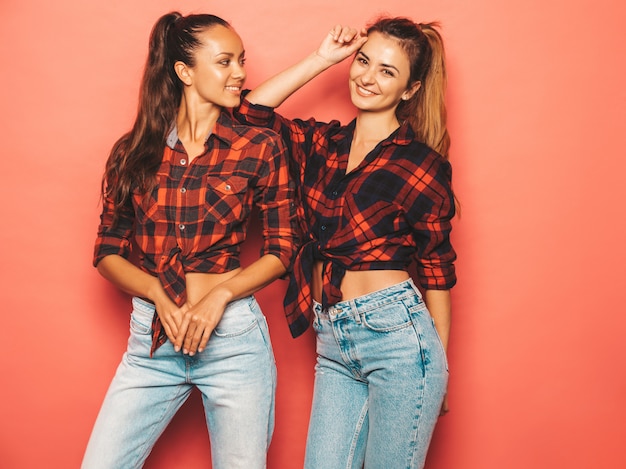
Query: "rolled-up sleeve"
407 154 457 290
93 192 134 267
254 132 300 271
236 97 320 169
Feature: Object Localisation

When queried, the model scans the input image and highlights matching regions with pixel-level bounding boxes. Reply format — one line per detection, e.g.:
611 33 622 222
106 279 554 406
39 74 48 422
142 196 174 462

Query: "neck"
176 94 222 143
353 109 400 146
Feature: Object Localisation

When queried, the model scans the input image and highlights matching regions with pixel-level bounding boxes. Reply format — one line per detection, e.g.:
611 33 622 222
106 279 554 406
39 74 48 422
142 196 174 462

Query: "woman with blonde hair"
236 16 456 468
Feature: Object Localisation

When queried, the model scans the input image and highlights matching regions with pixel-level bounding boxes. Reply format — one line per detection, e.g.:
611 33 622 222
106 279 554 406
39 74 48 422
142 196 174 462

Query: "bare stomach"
184 268 242 305
311 261 409 303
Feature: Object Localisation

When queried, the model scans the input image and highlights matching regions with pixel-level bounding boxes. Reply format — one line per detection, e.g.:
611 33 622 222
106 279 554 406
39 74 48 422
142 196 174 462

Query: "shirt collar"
166 109 236 149
391 121 416 146
330 119 416 147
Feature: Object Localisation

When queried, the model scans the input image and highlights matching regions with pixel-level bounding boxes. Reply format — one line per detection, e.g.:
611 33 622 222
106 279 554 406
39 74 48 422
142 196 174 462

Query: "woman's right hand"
151 286 187 344
315 24 368 65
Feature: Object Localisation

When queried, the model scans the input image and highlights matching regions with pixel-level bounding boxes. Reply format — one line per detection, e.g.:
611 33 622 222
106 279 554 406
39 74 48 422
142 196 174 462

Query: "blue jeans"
82 296 276 469
304 279 448 469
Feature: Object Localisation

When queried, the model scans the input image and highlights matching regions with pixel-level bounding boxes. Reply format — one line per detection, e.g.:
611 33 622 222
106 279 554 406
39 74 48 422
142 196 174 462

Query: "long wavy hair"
367 17 450 159
102 12 230 224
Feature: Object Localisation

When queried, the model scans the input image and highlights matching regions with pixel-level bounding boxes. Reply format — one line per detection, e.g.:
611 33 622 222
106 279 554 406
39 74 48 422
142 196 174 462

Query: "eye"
381 68 395 77
354 53 368 66
219 59 230 66
239 57 247 66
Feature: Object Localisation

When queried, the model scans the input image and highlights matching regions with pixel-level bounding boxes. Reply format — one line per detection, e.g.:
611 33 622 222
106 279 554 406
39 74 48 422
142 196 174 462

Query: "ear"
402 80 421 101
174 61 193 86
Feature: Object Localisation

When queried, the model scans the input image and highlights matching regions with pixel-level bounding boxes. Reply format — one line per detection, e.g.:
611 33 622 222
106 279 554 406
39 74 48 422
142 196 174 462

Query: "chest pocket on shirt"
203 175 249 224
132 186 165 224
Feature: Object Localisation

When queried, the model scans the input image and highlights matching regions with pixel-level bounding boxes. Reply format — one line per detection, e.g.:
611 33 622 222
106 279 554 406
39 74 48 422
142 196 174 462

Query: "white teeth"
225 86 240 91
358 86 375 95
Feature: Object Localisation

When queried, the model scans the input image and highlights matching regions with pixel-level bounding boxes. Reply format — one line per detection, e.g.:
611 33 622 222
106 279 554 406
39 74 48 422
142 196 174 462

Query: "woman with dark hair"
236 17 456 468
82 11 297 468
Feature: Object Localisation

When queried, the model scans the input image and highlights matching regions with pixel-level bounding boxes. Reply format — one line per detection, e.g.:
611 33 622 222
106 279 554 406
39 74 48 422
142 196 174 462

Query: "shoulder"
227 120 285 153
400 139 450 171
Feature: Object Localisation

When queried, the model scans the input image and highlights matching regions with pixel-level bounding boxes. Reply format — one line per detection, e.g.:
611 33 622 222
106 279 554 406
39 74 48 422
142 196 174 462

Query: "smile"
356 85 377 96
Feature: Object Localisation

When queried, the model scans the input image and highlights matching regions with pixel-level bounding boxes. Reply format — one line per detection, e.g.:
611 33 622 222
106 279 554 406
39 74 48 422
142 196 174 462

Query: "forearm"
96 255 168 304
246 25 367 107
424 289 451 350
245 52 333 108
199 254 287 307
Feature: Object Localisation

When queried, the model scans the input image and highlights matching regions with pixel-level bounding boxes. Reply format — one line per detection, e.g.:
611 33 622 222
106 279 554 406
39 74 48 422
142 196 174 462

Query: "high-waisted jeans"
304 279 448 469
82 296 276 469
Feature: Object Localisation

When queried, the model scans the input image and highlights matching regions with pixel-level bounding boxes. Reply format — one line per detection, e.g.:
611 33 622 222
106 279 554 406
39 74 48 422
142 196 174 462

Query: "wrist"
146 277 167 304
206 285 235 308
311 50 336 70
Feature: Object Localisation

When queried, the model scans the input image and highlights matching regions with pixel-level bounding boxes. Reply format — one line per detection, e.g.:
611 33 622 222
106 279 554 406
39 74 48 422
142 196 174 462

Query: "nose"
232 62 246 80
360 65 375 84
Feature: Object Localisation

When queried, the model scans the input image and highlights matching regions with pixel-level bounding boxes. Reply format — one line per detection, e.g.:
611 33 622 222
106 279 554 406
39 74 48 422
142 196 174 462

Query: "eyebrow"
357 51 400 73
215 50 246 58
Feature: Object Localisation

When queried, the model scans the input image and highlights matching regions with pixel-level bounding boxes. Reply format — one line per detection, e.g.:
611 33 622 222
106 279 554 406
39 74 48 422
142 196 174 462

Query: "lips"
355 84 377 97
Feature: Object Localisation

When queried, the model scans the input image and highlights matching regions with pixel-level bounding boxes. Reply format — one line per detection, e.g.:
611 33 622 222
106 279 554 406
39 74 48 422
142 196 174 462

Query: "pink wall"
1 0 624 467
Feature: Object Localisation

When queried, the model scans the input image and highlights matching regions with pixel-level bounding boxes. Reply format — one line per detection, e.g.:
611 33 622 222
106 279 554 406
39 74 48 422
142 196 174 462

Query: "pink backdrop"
1 0 624 467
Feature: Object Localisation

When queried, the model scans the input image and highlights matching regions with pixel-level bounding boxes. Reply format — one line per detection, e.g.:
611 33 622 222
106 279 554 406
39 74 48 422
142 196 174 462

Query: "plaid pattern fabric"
94 110 298 354
235 99 456 338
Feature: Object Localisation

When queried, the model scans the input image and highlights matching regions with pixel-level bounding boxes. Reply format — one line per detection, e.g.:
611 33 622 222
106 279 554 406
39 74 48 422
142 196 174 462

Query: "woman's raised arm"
245 25 367 107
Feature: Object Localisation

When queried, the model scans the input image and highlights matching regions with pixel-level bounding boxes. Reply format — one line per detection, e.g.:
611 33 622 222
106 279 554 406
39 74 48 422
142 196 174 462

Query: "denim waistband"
131 296 255 315
132 296 156 314
312 278 422 321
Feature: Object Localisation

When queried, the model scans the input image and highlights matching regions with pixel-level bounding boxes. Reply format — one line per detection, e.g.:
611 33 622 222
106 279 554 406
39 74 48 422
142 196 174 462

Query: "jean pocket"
429 317 449 372
213 299 258 338
130 309 153 335
361 302 412 332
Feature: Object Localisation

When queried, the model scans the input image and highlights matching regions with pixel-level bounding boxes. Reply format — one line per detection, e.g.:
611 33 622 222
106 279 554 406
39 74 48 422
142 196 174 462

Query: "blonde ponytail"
411 23 450 159
367 18 450 159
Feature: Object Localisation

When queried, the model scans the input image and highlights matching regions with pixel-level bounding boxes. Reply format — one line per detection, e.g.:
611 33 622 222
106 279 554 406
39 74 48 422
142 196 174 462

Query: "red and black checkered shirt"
235 99 456 338
94 110 298 353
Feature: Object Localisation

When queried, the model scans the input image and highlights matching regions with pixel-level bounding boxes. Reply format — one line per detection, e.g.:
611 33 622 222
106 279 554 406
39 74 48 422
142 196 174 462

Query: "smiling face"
179 24 246 109
348 31 420 115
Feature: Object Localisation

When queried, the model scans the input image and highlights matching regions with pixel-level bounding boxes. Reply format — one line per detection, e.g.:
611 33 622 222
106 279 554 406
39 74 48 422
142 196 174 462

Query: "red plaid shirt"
94 110 298 353
235 98 456 338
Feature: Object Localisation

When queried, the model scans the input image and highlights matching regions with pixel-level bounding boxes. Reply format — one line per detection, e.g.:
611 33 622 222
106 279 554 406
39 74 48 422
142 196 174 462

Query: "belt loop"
350 299 361 324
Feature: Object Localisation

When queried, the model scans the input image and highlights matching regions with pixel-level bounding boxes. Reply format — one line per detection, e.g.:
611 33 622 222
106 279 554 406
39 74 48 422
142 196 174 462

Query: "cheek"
348 60 361 80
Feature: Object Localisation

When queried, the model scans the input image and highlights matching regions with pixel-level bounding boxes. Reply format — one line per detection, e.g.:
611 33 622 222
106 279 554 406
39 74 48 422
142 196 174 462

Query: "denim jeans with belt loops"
304 279 448 469
82 296 276 469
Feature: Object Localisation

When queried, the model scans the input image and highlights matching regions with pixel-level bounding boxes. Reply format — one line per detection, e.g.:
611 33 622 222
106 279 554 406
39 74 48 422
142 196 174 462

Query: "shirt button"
180 187 186 193
332 191 338 197
179 224 185 230
180 159 187 165
320 225 327 231
224 184 231 191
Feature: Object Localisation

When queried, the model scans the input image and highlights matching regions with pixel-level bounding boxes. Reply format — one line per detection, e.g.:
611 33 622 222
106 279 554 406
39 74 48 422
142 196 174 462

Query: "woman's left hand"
175 287 231 356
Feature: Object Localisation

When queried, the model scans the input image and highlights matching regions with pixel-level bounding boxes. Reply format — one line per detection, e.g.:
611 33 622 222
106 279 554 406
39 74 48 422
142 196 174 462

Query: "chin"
219 97 241 109
349 91 370 110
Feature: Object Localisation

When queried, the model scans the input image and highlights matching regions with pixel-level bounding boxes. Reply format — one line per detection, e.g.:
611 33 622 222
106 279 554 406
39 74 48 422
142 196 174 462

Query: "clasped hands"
155 287 231 356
